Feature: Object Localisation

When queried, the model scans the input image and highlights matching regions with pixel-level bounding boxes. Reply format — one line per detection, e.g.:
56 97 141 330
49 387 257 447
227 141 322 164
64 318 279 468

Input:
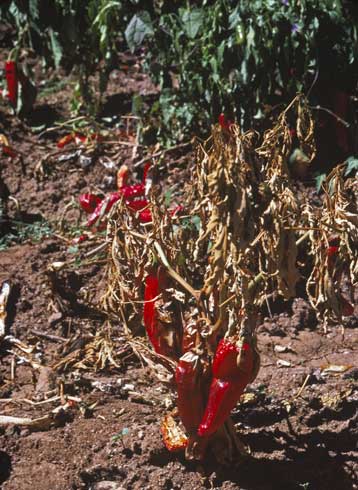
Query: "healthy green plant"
2 1 358 142
136 0 358 142
0 0 140 111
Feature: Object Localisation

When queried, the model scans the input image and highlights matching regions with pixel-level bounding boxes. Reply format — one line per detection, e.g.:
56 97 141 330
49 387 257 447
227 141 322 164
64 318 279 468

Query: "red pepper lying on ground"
79 193 102 214
57 132 102 149
197 338 254 437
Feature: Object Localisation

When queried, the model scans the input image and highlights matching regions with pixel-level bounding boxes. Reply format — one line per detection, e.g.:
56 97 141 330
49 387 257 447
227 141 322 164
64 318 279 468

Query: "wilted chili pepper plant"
102 95 357 462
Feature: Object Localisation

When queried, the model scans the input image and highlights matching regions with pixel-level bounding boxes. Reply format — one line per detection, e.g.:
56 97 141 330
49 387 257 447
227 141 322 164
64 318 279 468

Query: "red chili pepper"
126 199 149 212
72 234 88 244
218 113 233 131
327 245 339 258
139 208 152 223
175 352 204 434
117 165 129 189
143 271 168 354
5 61 18 107
143 269 177 357
79 193 102 214
86 192 120 227
142 162 151 184
341 297 354 316
197 339 253 437
2 145 16 158
57 133 75 148
119 184 145 199
74 132 87 144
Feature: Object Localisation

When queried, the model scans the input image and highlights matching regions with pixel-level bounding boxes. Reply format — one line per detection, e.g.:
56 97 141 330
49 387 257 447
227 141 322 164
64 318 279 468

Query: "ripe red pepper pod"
341 296 354 316
143 269 180 358
126 198 149 212
119 183 145 200
142 162 151 184
87 192 120 227
143 269 167 355
197 338 254 437
218 113 233 131
79 193 102 214
57 133 74 148
5 61 18 107
175 352 204 434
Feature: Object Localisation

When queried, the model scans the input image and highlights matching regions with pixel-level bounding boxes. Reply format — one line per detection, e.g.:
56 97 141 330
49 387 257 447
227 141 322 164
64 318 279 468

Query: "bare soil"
0 49 357 490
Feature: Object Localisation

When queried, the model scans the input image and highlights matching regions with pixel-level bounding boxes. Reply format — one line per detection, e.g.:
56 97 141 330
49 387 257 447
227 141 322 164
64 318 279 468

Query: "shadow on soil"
25 104 60 128
210 427 357 490
0 451 12 485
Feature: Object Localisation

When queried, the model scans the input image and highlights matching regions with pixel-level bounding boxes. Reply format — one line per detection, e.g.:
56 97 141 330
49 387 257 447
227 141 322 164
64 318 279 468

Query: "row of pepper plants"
1 0 358 148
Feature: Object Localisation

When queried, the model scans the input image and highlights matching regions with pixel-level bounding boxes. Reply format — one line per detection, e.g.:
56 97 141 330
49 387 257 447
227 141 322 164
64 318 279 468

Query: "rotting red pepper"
197 339 254 437
79 193 102 214
5 61 18 107
175 352 204 434
57 132 91 148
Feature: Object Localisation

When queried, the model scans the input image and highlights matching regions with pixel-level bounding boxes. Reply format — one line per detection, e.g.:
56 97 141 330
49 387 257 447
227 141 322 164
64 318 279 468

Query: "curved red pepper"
197 339 253 437
175 352 204 434
79 193 102 214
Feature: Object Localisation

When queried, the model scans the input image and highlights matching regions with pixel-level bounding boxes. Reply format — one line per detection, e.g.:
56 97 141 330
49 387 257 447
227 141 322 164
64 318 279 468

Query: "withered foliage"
306 166 357 326
103 94 323 361
99 94 356 373
69 94 356 461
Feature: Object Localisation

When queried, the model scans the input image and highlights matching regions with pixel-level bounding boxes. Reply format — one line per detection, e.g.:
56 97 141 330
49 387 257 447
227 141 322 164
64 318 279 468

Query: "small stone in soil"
48 311 63 327
92 483 126 490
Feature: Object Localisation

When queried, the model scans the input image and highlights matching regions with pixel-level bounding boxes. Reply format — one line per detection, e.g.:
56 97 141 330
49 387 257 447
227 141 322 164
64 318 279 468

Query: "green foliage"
2 0 358 142
1 0 139 109
138 0 358 142
0 218 52 250
345 155 358 175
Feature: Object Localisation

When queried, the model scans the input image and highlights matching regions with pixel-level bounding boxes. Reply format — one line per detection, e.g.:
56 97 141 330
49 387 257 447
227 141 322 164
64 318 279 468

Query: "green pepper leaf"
125 11 153 53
